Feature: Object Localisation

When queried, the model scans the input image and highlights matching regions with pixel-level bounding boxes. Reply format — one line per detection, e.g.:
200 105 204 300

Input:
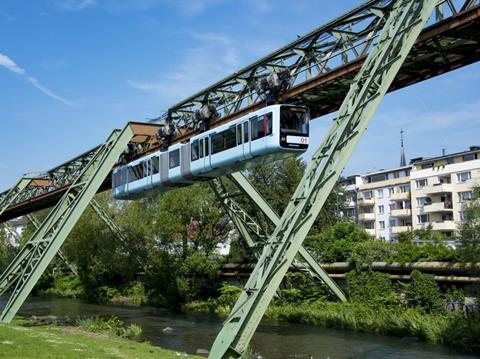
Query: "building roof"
413 146 480 165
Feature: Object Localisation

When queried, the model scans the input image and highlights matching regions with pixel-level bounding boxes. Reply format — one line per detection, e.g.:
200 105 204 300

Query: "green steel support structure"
26 214 79 277
0 178 33 218
209 0 438 357
0 125 135 323
210 175 346 301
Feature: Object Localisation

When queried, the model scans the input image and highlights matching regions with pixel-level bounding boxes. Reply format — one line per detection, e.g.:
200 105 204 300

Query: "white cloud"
0 52 78 107
127 32 240 103
0 54 26 74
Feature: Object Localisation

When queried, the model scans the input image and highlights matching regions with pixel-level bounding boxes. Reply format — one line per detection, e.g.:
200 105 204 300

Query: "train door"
236 123 246 162
143 158 153 189
242 120 252 159
200 137 212 172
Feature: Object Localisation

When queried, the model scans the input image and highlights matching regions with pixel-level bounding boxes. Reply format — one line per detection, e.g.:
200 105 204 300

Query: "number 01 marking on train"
287 136 309 145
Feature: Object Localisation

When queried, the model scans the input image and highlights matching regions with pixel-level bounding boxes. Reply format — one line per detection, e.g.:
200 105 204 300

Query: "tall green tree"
458 186 480 262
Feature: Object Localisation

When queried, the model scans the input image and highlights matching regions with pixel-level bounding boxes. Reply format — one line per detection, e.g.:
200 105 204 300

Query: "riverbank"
184 300 480 354
0 319 202 359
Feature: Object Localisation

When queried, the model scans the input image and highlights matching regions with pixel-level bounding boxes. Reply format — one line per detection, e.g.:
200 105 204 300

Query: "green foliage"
215 283 242 309
76 315 143 339
0 232 15 272
264 302 480 353
346 270 399 306
457 186 480 262
402 270 444 314
176 252 221 303
305 221 370 262
45 274 84 298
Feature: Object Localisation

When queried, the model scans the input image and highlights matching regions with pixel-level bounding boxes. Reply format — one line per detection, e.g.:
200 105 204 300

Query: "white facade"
340 146 480 242
410 147 480 237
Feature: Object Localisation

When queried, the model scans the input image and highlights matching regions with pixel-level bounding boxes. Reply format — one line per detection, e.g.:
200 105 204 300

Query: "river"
3 296 475 358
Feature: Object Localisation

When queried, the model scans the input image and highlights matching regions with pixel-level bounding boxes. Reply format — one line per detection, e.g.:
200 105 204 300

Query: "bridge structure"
0 0 479 357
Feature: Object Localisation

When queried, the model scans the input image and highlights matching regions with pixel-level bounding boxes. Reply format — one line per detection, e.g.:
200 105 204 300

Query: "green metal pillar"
0 125 135 323
212 174 346 301
209 0 438 357
26 214 79 276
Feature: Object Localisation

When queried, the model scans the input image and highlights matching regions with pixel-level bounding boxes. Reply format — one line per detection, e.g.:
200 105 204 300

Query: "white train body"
112 104 310 199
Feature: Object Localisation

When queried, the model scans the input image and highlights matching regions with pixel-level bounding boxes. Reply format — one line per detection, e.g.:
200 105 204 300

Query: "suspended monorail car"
112 104 310 200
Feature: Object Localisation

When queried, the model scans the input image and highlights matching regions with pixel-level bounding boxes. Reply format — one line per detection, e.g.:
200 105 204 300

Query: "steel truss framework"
0 0 478 224
208 0 439 357
160 0 477 130
209 174 346 301
0 123 149 323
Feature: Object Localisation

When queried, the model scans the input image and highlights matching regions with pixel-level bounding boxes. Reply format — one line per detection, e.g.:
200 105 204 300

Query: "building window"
379 221 385 229
447 157 455 164
422 162 434 169
371 174 386 183
457 171 471 183
363 191 373 199
400 184 410 193
417 197 431 206
390 219 396 227
378 205 384 214
459 211 465 221
458 191 473 203
377 189 384 198
388 187 394 196
418 214 430 224
463 153 476 162
416 179 428 189
364 222 374 230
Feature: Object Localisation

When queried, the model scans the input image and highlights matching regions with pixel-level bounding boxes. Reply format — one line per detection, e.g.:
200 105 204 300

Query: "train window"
225 126 236 150
211 133 224 154
264 113 272 135
205 137 209 156
199 139 204 158
236 125 242 145
251 116 264 140
143 160 152 177
280 106 309 135
191 141 199 161
152 156 160 174
243 121 248 143
169 149 180 168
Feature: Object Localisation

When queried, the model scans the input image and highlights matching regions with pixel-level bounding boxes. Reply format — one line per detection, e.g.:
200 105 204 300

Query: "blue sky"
1 0 479 191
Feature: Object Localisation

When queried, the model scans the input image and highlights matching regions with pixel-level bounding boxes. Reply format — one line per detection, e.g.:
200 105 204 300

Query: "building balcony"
420 202 453 213
391 226 411 234
419 221 456 231
390 191 410 201
424 183 453 194
358 213 375 221
390 208 412 217
365 228 376 236
358 197 374 206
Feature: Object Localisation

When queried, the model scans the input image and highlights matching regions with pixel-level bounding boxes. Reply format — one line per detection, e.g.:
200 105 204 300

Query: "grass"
0 319 202 359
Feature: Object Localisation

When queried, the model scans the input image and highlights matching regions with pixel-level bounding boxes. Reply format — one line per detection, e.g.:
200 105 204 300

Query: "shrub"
76 315 143 339
403 270 444 313
346 270 399 307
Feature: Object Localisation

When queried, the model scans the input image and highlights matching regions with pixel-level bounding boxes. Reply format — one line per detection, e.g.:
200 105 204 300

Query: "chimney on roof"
400 129 406 167
442 148 446 156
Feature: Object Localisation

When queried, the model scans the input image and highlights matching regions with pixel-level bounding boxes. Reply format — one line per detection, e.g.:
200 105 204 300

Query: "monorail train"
112 104 310 200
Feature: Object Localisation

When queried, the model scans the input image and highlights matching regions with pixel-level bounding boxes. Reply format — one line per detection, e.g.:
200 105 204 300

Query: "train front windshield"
280 106 309 148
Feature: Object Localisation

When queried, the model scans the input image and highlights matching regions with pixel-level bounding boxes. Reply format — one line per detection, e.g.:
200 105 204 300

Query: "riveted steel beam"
209 1 439 357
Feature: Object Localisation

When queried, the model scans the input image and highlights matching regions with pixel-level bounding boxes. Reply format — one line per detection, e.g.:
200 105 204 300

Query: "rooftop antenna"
400 129 406 167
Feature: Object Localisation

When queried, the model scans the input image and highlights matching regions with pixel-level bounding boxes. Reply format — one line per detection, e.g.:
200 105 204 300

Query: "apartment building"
356 166 412 241
1 216 27 246
339 146 480 242
410 146 480 238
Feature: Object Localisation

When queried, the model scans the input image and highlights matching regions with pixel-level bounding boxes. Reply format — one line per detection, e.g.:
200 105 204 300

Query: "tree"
458 186 480 262
154 184 227 257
